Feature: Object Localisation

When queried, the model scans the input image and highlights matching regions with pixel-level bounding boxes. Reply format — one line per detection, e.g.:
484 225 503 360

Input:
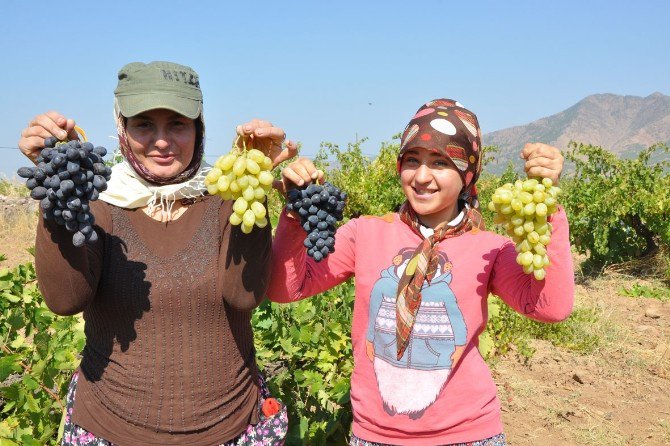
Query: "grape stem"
73 125 88 142
232 134 249 153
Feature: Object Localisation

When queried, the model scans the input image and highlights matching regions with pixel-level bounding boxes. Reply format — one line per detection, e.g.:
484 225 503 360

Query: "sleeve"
489 207 574 322
34 200 109 316
266 210 357 303
218 200 272 311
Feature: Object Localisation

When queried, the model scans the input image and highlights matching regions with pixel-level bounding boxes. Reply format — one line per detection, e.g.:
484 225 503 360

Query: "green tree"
313 138 405 219
561 142 670 270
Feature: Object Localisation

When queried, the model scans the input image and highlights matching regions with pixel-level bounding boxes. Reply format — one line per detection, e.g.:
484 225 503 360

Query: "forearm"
267 210 354 303
219 211 272 311
34 215 102 315
492 207 574 322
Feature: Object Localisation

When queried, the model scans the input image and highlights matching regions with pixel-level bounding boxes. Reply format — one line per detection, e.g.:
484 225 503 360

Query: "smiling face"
400 148 464 228
125 108 197 179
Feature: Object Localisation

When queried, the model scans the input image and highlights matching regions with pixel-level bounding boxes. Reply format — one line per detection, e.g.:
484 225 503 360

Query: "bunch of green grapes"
204 141 274 234
488 177 561 280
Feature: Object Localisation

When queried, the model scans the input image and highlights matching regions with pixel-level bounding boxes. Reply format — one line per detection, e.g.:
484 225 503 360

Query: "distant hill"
482 92 670 173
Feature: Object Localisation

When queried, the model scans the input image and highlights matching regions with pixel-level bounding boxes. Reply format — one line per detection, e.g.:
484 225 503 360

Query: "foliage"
252 282 354 445
619 283 670 302
104 148 125 168
561 142 670 271
313 138 405 219
0 259 85 445
481 295 603 362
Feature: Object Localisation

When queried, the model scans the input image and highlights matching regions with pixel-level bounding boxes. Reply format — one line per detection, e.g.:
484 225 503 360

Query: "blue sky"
1 0 668 178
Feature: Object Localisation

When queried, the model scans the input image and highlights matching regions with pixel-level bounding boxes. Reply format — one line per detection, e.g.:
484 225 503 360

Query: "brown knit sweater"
35 195 271 446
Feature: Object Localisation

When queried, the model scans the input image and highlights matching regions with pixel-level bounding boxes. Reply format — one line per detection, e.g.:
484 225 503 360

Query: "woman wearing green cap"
18 61 293 445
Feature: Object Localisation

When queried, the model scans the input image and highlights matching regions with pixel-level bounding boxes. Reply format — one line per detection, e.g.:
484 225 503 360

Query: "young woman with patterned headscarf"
18 61 293 445
267 99 574 445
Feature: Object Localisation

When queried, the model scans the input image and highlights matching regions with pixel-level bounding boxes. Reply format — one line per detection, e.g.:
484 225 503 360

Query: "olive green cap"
114 61 203 119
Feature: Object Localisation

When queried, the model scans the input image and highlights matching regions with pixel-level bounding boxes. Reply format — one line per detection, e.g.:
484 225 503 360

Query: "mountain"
482 92 670 172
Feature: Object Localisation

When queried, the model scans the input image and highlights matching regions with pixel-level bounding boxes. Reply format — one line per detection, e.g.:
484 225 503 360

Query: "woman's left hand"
520 143 564 184
236 119 298 168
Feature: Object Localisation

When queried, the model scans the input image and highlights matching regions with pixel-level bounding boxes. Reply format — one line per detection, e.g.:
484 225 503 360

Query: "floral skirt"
350 432 506 446
61 372 288 446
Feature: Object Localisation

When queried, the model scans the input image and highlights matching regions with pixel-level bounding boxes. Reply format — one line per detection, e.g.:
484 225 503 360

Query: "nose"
154 128 170 150
414 163 433 183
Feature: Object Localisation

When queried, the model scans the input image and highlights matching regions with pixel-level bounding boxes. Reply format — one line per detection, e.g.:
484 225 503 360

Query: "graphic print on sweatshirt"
366 248 467 419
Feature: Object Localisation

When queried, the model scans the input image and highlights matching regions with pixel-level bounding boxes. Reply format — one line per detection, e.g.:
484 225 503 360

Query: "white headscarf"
99 159 210 219
99 101 210 220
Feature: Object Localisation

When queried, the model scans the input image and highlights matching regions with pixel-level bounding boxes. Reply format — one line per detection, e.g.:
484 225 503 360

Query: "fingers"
21 125 51 140
282 158 323 187
32 112 72 140
18 111 77 163
524 165 560 183
271 139 299 167
520 142 561 161
520 142 564 183
273 156 323 197
17 136 45 163
236 119 285 141
65 118 79 140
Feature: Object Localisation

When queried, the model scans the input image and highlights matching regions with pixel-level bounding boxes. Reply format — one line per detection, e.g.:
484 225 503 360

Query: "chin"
146 164 184 179
408 202 440 217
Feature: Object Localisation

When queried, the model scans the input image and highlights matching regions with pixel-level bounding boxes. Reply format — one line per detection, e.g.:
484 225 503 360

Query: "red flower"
262 398 281 417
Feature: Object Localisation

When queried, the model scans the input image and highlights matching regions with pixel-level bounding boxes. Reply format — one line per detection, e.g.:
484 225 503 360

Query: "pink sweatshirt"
267 208 574 445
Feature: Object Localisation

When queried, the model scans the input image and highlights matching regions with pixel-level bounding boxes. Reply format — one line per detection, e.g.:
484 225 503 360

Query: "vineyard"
1 141 669 445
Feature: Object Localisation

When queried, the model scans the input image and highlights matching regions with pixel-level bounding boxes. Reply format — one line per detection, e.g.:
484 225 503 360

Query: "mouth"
150 154 177 165
412 186 437 198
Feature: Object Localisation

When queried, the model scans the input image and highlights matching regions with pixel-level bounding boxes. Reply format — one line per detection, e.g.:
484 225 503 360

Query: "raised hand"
276 157 324 195
520 143 564 184
18 111 78 163
235 119 298 168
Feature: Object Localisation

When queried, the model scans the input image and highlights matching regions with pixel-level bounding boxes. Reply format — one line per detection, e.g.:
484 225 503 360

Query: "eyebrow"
404 149 449 160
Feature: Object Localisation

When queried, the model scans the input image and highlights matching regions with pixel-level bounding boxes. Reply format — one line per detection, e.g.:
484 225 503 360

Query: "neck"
142 200 187 222
417 206 460 229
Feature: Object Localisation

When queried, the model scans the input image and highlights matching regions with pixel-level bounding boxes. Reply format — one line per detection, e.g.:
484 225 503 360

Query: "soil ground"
1 195 668 445
496 277 670 445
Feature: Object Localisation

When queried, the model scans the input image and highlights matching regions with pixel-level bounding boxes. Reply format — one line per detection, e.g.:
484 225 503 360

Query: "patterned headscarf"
395 98 485 360
397 98 483 209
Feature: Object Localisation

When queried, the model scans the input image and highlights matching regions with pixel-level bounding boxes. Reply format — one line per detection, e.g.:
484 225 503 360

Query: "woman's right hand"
276 157 324 196
18 111 78 163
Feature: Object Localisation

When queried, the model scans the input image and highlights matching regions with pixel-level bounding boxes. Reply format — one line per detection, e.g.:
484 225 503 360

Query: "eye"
129 119 152 129
171 119 194 131
403 156 419 165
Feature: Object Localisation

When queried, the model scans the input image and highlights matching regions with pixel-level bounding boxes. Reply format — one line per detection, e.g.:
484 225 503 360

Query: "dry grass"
572 423 627 446
0 179 37 267
0 213 37 266
655 419 670 444
0 177 29 198
604 247 670 281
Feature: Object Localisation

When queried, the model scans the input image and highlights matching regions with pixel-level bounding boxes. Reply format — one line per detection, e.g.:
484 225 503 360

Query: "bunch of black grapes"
17 137 112 247
286 182 347 262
